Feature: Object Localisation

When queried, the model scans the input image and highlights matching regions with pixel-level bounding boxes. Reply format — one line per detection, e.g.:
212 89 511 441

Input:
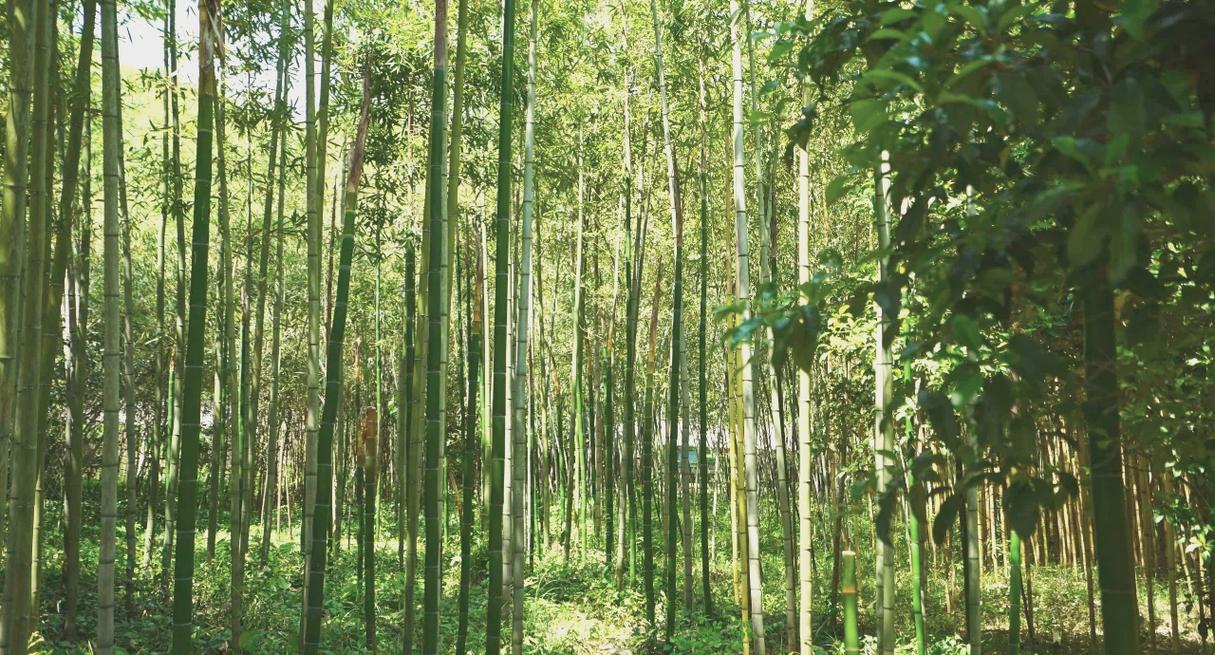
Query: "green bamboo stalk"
145 92 168 568
314 0 335 234
32 24 64 617
32 29 62 614
535 222 552 556
642 265 663 625
528 337 539 568
372 227 382 602
727 350 751 654
434 0 458 581
512 213 531 630
145 173 165 571
904 395 926 655
246 0 291 560
488 0 520 646
765 176 798 655
406 90 431 655
353 348 365 591
963 461 981 655
163 0 188 579
663 191 685 638
567 141 587 556
167 1 221 648
259 209 284 554
795 23 813 649
232 172 253 655
2 0 50 648
118 110 141 609
456 237 482 655
730 0 765 648
628 162 650 591
615 57 640 589
696 53 713 618
961 454 981 655
872 157 898 655
604 350 617 568
1009 528 1023 655
60 0 97 635
259 78 289 566
1081 257 1139 655
396 249 413 571
751 92 797 652
511 0 538 650
678 292 694 612
842 551 859 655
97 0 121 648
0 0 35 553
446 0 469 312
422 0 451 647
301 0 321 592
603 225 621 571
362 405 378 650
503 211 515 594
355 388 365 590
207 88 233 562
480 202 491 528
301 70 371 655
649 0 684 635
402 236 420 652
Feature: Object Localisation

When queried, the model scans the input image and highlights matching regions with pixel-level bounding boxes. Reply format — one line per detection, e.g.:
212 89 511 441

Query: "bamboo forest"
2 0 1215 652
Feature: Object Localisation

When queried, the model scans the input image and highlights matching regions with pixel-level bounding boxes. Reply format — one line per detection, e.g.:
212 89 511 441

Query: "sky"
115 2 306 116
117 3 197 82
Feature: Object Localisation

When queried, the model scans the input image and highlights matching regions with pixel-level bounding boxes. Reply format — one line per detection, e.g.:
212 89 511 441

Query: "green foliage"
15 0 1215 653
753 0 1215 568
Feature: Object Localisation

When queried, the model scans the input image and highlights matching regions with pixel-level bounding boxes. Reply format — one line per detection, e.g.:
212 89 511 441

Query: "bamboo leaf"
933 493 963 546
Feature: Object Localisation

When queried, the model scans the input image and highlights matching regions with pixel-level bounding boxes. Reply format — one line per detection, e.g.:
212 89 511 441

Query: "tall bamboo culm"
842 551 859 655
301 71 372 655
730 0 765 650
0 0 36 563
168 1 221 649
796 30 814 650
97 0 122 649
1 0 49 649
487 0 520 647
300 0 322 639
511 0 539 651
422 0 451 648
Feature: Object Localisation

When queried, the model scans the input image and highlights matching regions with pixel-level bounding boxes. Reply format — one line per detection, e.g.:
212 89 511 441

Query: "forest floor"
22 492 1214 654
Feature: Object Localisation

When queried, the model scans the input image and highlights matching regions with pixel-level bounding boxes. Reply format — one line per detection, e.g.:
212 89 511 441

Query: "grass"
17 483 1213 653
